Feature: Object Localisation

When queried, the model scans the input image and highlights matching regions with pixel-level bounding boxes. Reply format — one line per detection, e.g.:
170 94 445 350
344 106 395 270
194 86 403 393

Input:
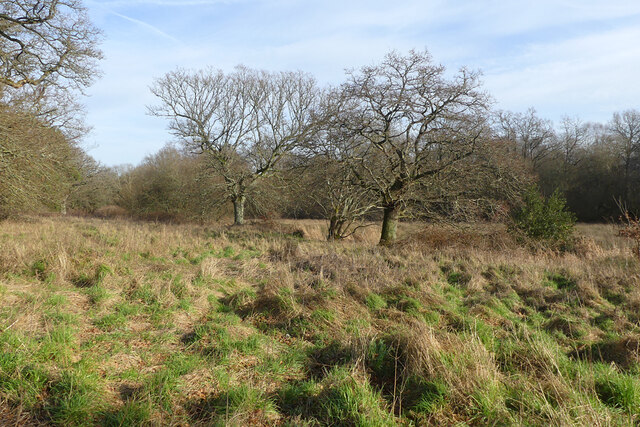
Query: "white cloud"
485 24 640 120
81 0 640 166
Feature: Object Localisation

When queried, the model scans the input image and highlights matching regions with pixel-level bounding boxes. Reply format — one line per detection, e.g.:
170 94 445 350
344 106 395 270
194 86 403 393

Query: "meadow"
0 216 639 425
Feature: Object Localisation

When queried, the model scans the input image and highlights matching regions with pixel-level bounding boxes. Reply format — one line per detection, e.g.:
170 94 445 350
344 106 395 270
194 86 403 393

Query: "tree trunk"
379 205 398 245
233 195 246 225
327 216 344 240
624 157 631 204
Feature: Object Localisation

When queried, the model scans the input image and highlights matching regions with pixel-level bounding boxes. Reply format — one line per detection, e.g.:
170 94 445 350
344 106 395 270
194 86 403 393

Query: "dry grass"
0 216 639 425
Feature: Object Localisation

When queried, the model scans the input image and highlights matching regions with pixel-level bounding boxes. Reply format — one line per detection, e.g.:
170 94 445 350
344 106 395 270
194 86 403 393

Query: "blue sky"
82 0 640 166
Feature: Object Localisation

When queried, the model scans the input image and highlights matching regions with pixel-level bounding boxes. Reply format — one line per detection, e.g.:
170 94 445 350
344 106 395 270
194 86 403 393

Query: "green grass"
365 293 387 311
1 217 640 425
594 367 640 413
45 369 106 426
224 287 257 311
0 331 50 409
94 312 128 331
83 284 109 305
102 399 151 427
30 259 48 279
45 294 68 307
193 385 278 425
44 309 78 326
410 378 449 414
279 369 397 426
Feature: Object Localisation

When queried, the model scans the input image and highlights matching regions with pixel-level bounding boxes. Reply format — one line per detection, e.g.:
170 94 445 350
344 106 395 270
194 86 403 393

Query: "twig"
3 319 18 332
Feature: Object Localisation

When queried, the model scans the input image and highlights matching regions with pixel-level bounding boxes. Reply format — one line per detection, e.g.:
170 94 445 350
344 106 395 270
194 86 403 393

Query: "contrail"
98 0 241 7
111 11 180 43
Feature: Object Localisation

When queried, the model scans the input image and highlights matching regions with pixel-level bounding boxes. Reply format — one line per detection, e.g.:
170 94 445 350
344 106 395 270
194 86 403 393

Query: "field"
0 217 639 425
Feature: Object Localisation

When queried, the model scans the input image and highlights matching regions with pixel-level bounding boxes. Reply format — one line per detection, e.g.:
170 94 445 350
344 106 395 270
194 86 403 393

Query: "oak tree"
329 50 491 244
0 0 102 90
149 66 320 225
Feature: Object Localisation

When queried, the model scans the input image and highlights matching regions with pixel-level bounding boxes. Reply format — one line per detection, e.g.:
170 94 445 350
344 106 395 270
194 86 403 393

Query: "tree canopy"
149 66 321 225
327 49 494 243
0 0 102 90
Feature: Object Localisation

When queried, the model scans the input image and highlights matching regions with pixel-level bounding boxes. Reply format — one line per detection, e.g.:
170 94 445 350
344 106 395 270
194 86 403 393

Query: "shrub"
510 186 576 246
93 205 128 219
618 208 640 260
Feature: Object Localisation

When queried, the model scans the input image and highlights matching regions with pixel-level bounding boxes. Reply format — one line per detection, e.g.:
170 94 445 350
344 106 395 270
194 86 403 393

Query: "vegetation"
0 0 102 90
618 207 640 260
2 2 640 425
0 0 103 220
510 185 576 246
1 8 640 231
148 66 320 226
0 217 639 425
0 105 81 218
323 49 493 244
49 104 640 228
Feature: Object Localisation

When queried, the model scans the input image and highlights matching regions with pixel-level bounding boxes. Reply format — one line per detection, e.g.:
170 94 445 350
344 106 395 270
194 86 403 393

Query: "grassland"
0 217 639 425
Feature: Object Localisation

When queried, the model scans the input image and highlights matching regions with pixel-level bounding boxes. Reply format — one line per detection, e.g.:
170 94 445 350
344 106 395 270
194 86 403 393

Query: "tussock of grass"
0 217 639 425
45 369 106 425
278 366 398 426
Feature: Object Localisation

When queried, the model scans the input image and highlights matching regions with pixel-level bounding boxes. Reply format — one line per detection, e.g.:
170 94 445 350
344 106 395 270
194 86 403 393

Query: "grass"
365 292 387 311
0 217 638 425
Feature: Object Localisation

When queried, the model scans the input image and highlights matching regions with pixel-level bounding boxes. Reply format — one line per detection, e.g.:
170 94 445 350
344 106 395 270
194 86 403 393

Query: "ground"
0 217 639 425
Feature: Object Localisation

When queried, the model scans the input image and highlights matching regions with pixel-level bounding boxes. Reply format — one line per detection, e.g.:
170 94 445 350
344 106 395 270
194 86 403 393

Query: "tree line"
0 0 101 217
1 1 639 244
109 51 640 244
129 50 528 244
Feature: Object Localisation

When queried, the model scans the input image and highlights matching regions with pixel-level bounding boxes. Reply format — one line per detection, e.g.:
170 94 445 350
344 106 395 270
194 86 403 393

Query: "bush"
93 205 128 219
618 208 640 260
510 186 576 246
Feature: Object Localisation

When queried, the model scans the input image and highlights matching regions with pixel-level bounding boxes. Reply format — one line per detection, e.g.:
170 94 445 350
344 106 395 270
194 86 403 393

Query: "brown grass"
0 216 639 425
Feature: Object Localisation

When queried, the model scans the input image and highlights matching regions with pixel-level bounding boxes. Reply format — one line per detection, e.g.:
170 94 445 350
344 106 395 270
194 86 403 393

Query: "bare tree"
557 116 588 171
409 137 531 222
609 109 640 203
496 108 555 166
0 0 102 90
149 66 320 225
0 1 102 218
114 146 222 221
300 155 378 240
321 164 377 240
2 84 89 141
63 152 122 215
328 49 491 244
